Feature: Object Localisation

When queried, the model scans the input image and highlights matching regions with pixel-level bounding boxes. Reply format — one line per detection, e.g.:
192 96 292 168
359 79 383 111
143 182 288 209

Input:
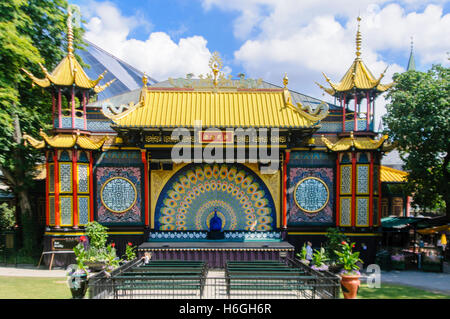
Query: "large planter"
68 273 89 299
84 261 106 272
340 274 360 299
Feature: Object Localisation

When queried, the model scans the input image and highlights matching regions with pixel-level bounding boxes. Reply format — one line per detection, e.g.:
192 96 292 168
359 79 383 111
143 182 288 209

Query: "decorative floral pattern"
340 165 352 194
96 166 143 224
356 197 369 226
357 165 369 194
340 198 351 226
77 164 89 193
59 163 72 193
288 167 334 225
155 163 276 231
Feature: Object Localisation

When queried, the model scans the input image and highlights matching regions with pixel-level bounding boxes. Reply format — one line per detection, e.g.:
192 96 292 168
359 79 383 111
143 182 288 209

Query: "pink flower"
111 242 115 248
79 236 87 242
128 242 133 246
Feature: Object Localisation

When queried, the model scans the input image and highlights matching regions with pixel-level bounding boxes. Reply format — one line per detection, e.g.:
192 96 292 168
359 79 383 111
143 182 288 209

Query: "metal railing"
88 259 340 299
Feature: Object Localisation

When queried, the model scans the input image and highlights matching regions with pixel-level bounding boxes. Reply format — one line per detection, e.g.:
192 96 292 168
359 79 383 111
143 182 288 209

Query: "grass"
0 276 449 299
341 283 450 299
0 276 72 299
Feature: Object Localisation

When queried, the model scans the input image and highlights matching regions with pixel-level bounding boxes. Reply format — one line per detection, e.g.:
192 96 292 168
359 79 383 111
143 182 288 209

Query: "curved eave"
321 134 388 152
320 60 392 94
23 132 107 150
22 54 113 90
380 165 407 183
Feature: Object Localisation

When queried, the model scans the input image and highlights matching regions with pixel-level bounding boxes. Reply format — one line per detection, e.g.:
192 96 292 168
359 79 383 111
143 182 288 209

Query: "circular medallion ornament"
100 177 137 213
294 177 329 213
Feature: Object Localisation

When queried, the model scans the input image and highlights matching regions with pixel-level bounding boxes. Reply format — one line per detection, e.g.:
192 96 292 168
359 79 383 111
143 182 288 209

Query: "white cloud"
204 0 449 127
81 1 218 81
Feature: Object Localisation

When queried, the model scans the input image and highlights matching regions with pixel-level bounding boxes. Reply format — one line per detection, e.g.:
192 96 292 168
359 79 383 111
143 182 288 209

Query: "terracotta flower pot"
340 274 360 299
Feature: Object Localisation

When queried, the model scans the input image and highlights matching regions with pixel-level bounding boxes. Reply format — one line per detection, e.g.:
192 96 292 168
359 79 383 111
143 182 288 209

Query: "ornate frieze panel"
340 165 352 195
78 196 90 226
154 163 276 231
60 196 73 226
356 164 369 194
287 167 334 225
59 163 72 193
95 166 143 225
340 197 351 226
356 197 369 226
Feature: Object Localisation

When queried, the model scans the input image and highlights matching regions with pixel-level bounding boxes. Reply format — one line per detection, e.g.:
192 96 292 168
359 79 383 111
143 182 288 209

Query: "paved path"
0 265 67 278
1 265 450 295
377 270 450 295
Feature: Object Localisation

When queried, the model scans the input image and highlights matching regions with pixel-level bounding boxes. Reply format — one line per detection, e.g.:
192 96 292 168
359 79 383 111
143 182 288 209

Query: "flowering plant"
391 254 405 262
124 242 137 261
334 241 363 276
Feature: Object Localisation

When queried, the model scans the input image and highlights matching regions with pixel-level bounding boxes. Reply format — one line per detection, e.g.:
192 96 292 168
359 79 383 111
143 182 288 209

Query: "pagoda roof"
316 17 393 96
21 11 115 93
23 131 107 150
380 165 407 183
109 86 329 129
106 57 330 129
321 131 388 151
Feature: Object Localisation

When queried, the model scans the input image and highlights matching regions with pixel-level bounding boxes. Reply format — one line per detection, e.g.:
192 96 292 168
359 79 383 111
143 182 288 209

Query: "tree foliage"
0 0 85 251
382 65 450 218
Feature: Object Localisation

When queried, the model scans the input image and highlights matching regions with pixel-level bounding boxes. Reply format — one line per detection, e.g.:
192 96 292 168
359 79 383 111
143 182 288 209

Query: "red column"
336 156 340 226
72 150 78 228
83 91 87 131
52 93 55 128
366 92 370 131
58 89 62 129
369 153 374 227
89 151 94 222
351 152 356 227
378 162 382 226
141 150 149 227
53 151 60 228
354 94 358 131
342 95 346 132
71 86 75 128
45 152 49 226
282 150 291 229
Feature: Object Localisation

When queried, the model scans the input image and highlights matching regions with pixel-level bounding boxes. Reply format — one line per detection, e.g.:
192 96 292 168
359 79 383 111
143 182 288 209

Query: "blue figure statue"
209 208 222 232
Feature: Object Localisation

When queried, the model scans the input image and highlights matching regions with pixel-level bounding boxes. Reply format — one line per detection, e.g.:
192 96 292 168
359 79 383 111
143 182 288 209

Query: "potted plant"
334 241 363 299
83 222 109 272
296 243 310 265
311 247 329 271
68 237 89 299
324 227 348 273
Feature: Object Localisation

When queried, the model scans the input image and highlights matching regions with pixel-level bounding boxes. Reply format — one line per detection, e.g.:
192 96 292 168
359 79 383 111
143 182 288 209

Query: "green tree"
382 65 450 219
0 0 85 253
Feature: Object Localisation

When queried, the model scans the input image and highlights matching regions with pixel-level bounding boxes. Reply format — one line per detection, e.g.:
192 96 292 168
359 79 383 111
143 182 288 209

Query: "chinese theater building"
23 16 393 267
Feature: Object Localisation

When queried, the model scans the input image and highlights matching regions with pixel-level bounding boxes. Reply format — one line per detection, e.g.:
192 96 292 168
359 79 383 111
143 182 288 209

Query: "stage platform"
137 240 295 268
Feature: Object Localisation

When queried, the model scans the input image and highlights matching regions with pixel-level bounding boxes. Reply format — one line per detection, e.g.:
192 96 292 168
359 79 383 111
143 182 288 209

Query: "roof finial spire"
407 36 416 71
67 10 74 56
356 16 362 59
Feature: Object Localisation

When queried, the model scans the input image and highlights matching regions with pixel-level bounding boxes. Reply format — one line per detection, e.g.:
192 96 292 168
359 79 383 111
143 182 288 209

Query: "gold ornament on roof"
209 51 223 87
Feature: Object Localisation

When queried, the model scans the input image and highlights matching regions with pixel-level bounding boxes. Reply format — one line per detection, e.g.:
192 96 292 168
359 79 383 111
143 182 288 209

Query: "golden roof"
110 85 329 129
21 11 115 92
23 131 107 150
316 17 393 95
380 165 407 183
321 132 388 151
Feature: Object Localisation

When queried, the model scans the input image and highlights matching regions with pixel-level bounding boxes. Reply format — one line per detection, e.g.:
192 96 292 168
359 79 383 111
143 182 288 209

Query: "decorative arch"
154 163 276 231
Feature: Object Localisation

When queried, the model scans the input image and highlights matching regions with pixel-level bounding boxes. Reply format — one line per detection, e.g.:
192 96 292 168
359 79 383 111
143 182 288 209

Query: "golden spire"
283 73 289 88
356 16 362 59
67 10 74 56
142 73 148 87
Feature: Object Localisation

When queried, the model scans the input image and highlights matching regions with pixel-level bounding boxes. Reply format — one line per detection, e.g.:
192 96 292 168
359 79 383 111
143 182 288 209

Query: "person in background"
306 241 313 264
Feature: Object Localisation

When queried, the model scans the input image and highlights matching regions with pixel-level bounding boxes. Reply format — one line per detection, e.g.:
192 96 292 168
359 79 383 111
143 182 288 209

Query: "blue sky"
69 0 450 124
